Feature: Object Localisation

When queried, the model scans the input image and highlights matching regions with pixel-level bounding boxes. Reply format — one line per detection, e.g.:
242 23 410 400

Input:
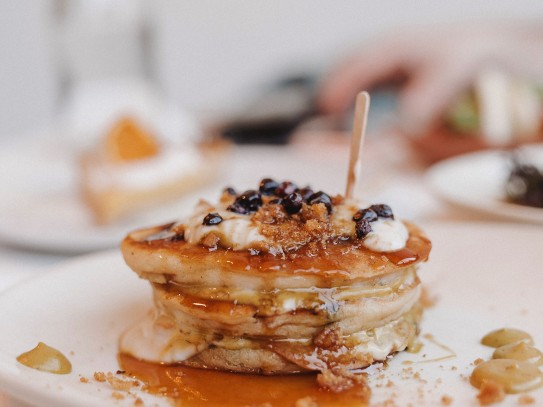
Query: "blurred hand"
319 23 543 135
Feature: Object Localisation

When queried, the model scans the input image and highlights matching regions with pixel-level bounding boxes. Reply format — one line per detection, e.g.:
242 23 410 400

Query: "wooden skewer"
345 91 370 199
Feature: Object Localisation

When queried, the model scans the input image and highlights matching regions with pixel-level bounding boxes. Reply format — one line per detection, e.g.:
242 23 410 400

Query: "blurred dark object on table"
220 74 317 144
220 76 399 145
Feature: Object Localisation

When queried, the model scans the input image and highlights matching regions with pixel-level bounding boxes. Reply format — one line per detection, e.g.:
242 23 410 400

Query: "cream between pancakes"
119 282 420 365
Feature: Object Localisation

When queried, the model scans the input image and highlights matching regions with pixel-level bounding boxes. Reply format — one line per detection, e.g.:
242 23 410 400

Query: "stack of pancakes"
120 214 431 376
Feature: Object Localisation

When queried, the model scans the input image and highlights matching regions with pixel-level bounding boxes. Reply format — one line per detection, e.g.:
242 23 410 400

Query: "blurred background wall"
1 0 543 139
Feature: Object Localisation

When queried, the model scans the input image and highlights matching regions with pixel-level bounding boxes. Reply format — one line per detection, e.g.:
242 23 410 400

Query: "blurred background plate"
426 143 543 224
0 136 221 254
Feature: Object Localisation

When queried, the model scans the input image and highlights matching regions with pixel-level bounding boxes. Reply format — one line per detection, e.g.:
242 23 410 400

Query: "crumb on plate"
477 379 505 406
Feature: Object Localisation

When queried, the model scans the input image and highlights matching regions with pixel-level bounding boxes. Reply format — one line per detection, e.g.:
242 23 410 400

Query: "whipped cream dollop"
89 146 203 190
362 219 409 252
184 200 266 250
182 195 409 253
120 310 209 363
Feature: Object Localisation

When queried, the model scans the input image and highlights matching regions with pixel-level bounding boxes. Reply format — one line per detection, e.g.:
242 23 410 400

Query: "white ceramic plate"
426 143 543 224
0 222 542 406
0 138 225 254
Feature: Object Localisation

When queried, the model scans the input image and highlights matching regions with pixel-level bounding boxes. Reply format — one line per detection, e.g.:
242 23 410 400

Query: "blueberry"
355 219 372 239
259 178 279 196
369 204 394 219
223 187 237 195
283 192 303 214
308 191 332 213
297 186 314 202
170 233 185 242
353 208 378 223
275 181 298 197
239 190 263 210
227 189 262 214
203 212 223 226
227 201 249 214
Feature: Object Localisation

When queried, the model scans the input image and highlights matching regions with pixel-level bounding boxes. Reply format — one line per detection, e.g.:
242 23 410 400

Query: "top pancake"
121 221 431 290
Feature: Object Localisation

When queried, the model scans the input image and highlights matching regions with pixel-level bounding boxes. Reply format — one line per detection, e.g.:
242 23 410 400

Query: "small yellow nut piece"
470 359 543 394
16 342 72 374
481 328 533 348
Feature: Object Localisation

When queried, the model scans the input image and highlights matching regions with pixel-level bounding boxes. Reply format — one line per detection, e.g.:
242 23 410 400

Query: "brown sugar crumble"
256 201 338 254
518 395 535 405
317 369 364 394
93 371 106 382
93 370 144 404
201 232 220 248
111 391 125 400
441 395 453 405
473 358 484 366
477 379 506 405
105 372 140 391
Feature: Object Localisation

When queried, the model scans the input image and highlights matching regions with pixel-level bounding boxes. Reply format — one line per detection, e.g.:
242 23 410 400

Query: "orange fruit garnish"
104 117 160 162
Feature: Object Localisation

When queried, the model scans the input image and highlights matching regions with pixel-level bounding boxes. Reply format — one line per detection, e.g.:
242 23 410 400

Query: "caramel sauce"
470 359 543 394
481 328 533 348
406 338 423 354
16 342 72 374
401 333 455 365
493 342 543 366
159 286 257 318
471 328 543 398
119 353 369 406
381 248 419 266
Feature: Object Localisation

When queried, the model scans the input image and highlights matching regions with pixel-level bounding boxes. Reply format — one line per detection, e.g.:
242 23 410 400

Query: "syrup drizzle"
401 333 456 365
119 354 369 407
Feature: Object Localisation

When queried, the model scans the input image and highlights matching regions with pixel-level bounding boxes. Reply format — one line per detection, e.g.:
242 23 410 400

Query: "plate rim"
425 144 543 224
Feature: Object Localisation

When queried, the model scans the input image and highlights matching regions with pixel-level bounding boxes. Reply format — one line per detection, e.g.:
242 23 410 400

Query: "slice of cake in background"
81 116 226 225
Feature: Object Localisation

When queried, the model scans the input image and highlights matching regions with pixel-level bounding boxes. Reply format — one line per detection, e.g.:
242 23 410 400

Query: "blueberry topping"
355 220 372 239
369 204 394 219
203 212 223 226
298 186 314 202
308 191 333 213
259 178 280 196
170 233 185 242
283 192 303 214
275 181 298 197
227 189 262 214
227 201 249 214
223 187 237 196
353 208 378 223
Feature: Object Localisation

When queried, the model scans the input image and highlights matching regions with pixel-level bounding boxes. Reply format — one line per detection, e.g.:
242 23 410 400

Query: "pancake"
122 220 430 288
119 179 431 378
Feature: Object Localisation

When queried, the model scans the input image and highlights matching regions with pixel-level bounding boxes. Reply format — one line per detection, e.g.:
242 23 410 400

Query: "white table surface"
0 131 526 407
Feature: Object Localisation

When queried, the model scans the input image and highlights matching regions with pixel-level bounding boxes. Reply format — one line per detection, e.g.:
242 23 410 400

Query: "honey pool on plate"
119 354 369 407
